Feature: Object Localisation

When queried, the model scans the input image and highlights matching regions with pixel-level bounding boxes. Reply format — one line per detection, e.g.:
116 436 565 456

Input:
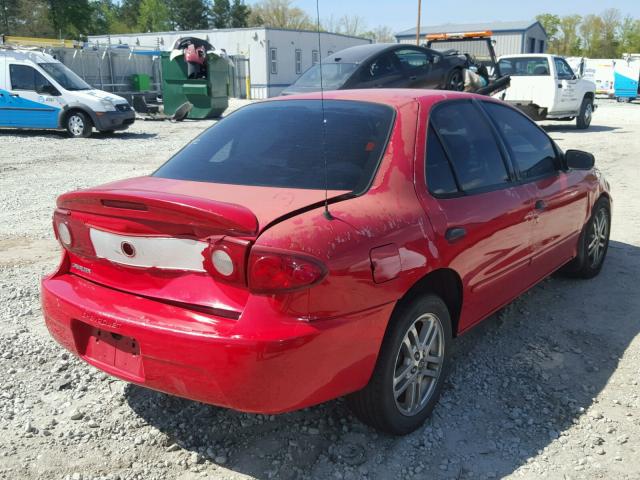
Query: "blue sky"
274 0 640 33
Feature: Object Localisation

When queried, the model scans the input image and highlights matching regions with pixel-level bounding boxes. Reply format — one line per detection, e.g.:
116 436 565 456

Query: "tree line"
537 9 640 58
0 0 394 43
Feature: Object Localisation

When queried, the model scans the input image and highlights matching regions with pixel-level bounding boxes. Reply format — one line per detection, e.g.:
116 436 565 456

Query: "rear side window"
483 102 558 179
498 57 550 76
431 101 509 192
425 126 458 196
154 100 394 193
394 49 430 70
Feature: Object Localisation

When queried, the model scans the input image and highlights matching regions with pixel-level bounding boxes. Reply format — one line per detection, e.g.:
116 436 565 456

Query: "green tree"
14 0 54 36
137 0 171 32
249 0 315 30
47 0 93 37
119 0 142 29
559 15 582 56
0 0 21 34
230 0 250 28
211 0 230 28
536 13 561 52
580 14 604 57
170 0 209 30
600 8 621 58
619 16 640 55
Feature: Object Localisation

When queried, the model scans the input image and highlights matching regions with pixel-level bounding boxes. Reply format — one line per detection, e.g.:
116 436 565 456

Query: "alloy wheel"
393 313 444 416
587 208 608 268
449 71 464 91
69 115 85 136
585 103 593 125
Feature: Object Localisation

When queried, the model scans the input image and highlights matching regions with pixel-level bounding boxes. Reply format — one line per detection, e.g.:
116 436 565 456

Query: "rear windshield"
292 63 358 90
498 57 550 76
154 100 394 193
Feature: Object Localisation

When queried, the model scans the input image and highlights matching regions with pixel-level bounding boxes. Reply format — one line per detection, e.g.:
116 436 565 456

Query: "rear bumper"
41 272 391 413
92 110 135 131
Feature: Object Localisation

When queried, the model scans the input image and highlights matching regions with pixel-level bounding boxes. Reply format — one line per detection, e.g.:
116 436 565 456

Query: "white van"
0 48 135 137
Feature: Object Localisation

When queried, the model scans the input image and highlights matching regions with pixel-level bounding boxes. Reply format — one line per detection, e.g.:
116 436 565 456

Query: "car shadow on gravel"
126 240 640 479
0 129 157 140
541 125 620 133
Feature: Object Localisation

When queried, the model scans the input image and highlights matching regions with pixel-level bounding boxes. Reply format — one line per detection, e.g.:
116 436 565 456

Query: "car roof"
326 43 422 64
267 88 482 109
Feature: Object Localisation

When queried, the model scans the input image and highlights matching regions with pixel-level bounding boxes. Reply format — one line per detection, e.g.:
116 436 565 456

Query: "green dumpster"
161 52 230 119
131 73 151 92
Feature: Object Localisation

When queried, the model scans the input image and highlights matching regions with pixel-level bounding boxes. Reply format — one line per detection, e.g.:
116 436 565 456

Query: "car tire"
66 111 93 138
561 197 610 278
576 97 593 129
347 294 452 435
445 68 464 92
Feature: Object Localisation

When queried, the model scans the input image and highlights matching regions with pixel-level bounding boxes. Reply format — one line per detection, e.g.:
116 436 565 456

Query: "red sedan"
42 90 611 435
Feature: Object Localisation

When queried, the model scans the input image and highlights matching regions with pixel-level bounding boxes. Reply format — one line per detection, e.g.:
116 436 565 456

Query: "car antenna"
315 0 333 220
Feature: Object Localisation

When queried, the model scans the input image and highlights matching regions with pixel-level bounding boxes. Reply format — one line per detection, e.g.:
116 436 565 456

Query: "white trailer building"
395 20 548 57
89 28 370 98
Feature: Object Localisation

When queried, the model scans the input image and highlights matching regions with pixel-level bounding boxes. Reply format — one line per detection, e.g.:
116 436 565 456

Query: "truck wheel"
576 97 593 130
66 111 93 138
347 294 452 435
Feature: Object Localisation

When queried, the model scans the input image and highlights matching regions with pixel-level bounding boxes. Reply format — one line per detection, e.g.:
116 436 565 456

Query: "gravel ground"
0 99 639 480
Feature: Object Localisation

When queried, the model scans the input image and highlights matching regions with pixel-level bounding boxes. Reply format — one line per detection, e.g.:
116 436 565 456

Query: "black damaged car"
281 43 468 95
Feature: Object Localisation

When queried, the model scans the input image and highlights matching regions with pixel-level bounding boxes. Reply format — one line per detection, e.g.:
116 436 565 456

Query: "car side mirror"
565 149 594 170
430 56 440 64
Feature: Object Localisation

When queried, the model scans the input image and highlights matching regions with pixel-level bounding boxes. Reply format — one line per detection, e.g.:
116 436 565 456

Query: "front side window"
362 53 400 81
554 58 575 80
483 102 558 180
154 100 395 193
498 57 550 76
431 101 509 192
10 64 56 94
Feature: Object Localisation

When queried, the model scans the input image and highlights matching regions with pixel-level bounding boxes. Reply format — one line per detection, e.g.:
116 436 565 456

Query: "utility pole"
415 0 422 45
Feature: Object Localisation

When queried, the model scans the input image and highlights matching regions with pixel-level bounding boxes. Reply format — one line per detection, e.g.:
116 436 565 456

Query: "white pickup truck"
494 54 596 129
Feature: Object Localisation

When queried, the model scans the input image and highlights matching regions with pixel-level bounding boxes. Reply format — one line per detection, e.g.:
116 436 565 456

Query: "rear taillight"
203 237 250 286
248 248 327 294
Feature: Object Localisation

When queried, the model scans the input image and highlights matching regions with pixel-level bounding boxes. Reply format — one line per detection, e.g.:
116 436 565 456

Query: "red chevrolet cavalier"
42 90 611 435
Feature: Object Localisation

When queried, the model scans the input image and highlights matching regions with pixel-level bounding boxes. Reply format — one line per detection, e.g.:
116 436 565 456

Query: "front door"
354 52 405 89
6 63 61 128
418 99 537 331
554 57 579 112
393 48 440 88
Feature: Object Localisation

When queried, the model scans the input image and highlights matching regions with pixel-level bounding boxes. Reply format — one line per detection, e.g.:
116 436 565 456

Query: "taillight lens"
57 222 72 247
203 238 250 286
248 248 327 294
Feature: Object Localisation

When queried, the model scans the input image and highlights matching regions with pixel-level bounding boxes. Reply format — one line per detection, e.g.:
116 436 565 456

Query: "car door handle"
9 93 20 97
409 76 417 80
557 84 563 88
535 200 546 211
445 227 467 243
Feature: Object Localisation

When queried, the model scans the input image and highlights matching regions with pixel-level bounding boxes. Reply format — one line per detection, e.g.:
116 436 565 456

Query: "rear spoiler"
57 189 259 235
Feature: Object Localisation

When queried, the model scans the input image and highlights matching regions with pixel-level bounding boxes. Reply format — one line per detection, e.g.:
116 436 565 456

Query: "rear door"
354 52 406 89
481 101 589 277
418 99 537 330
6 63 61 128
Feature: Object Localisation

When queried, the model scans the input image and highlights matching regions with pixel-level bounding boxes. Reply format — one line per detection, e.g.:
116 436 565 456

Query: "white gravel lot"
0 99 639 480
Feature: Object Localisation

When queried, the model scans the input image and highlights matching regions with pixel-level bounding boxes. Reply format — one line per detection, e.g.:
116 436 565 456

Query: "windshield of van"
38 63 92 91
154 100 395 193
498 57 550 76
292 63 358 90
